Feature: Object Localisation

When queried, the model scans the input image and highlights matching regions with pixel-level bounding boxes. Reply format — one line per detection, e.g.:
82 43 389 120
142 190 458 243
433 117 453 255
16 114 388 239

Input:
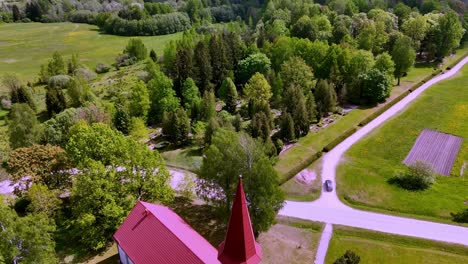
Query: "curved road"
279 56 468 247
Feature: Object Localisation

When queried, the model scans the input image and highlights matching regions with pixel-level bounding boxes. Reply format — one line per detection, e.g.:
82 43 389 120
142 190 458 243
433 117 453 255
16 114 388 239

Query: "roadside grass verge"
0 22 181 87
337 63 468 223
325 225 468 264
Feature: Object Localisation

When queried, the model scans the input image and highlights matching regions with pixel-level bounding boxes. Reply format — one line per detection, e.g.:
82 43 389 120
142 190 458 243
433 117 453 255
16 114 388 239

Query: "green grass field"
0 22 181 85
325 225 468 264
336 63 468 222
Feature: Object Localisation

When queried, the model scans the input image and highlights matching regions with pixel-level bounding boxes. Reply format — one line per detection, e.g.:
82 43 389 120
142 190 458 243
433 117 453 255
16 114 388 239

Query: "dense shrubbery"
99 13 191 36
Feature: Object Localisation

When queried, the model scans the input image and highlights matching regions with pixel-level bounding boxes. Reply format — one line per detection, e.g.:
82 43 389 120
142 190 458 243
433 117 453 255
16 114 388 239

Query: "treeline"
0 0 263 36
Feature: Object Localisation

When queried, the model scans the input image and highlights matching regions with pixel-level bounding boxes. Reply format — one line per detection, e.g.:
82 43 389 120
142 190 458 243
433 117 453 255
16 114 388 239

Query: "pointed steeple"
218 177 262 264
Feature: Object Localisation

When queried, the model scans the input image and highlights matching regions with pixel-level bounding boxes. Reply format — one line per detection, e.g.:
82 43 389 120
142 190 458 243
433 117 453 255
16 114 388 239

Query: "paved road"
279 56 468 247
315 223 333 264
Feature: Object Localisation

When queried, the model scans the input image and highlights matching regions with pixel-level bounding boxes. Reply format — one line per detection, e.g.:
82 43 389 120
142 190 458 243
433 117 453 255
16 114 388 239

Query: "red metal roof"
218 179 262 264
114 201 220 264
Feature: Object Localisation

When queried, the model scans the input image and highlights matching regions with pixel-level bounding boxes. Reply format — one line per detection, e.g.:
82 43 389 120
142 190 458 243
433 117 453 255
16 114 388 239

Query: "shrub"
395 161 435 190
74 68 97 82
334 250 361 264
95 63 111 74
451 208 468 223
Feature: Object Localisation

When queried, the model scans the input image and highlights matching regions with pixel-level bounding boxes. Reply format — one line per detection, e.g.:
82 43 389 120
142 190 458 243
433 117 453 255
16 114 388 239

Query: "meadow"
325 225 468 264
336 63 468 222
0 22 181 86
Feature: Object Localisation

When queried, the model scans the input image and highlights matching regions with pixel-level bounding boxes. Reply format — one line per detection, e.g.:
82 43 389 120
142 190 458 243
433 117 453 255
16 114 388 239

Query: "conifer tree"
193 41 212 93
314 79 337 117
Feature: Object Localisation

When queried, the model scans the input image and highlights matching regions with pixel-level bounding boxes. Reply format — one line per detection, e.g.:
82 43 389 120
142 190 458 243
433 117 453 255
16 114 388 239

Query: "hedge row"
280 151 322 185
322 126 358 152
359 90 411 126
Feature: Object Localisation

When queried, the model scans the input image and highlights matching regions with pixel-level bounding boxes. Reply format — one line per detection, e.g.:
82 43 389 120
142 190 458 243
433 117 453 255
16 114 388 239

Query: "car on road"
324 180 333 192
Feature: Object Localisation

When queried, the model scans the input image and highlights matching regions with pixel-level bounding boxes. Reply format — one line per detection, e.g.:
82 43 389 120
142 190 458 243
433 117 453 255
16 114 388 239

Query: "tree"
280 57 314 94
434 11 464 60
43 108 78 146
66 77 92 108
192 40 212 93
0 201 57 264
237 53 271 84
402 15 428 50
26 183 62 217
360 69 392 104
209 35 229 87
162 108 191 145
314 80 337 116
46 87 67 117
395 161 435 190
70 161 134 251
279 111 295 142
201 90 216 121
147 70 180 124
199 129 284 234
149 49 158 62
223 78 238 113
283 85 310 136
124 38 147 61
393 2 411 26
392 35 416 85
48 51 66 77
251 112 271 141
243 73 272 105
374 52 395 78
129 117 148 141
113 104 131 134
204 117 220 145
8 104 42 149
67 53 80 75
7 144 70 192
173 45 194 96
334 250 361 264
2 74 36 110
181 77 200 108
12 5 21 21
129 80 150 119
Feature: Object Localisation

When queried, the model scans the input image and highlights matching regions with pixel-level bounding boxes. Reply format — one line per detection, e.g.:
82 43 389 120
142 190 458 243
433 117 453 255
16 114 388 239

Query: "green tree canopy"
129 80 150 119
147 70 180 124
392 35 416 85
124 38 147 61
0 202 57 263
360 68 392 104
8 103 42 149
243 73 272 105
314 79 337 116
199 129 284 234
237 53 272 83
280 56 314 94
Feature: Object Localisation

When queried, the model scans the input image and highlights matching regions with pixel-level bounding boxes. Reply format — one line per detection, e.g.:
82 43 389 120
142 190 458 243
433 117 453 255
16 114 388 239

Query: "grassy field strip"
325 225 468 264
337 58 468 223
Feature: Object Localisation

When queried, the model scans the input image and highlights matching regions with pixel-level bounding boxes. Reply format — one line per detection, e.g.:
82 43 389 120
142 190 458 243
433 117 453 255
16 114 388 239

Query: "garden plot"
403 129 463 176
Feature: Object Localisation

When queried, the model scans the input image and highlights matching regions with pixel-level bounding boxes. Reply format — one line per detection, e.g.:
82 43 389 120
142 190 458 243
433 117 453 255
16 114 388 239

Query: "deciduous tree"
392 35 415 85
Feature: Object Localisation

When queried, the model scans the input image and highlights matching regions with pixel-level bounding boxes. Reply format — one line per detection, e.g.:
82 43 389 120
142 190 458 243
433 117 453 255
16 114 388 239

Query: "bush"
394 161 435 190
74 67 97 82
451 208 468 223
95 63 111 74
334 250 361 264
68 10 97 24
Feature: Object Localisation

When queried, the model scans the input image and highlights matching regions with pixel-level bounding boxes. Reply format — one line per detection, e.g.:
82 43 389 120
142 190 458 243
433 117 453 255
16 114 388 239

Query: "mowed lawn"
0 22 181 84
337 63 468 221
325 226 468 264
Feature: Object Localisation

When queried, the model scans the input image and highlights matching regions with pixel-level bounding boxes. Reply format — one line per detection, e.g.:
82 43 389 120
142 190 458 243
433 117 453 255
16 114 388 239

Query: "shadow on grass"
167 196 226 246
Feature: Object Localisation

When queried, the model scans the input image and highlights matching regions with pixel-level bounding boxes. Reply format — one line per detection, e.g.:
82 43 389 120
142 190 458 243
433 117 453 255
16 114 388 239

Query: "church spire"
218 177 262 264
